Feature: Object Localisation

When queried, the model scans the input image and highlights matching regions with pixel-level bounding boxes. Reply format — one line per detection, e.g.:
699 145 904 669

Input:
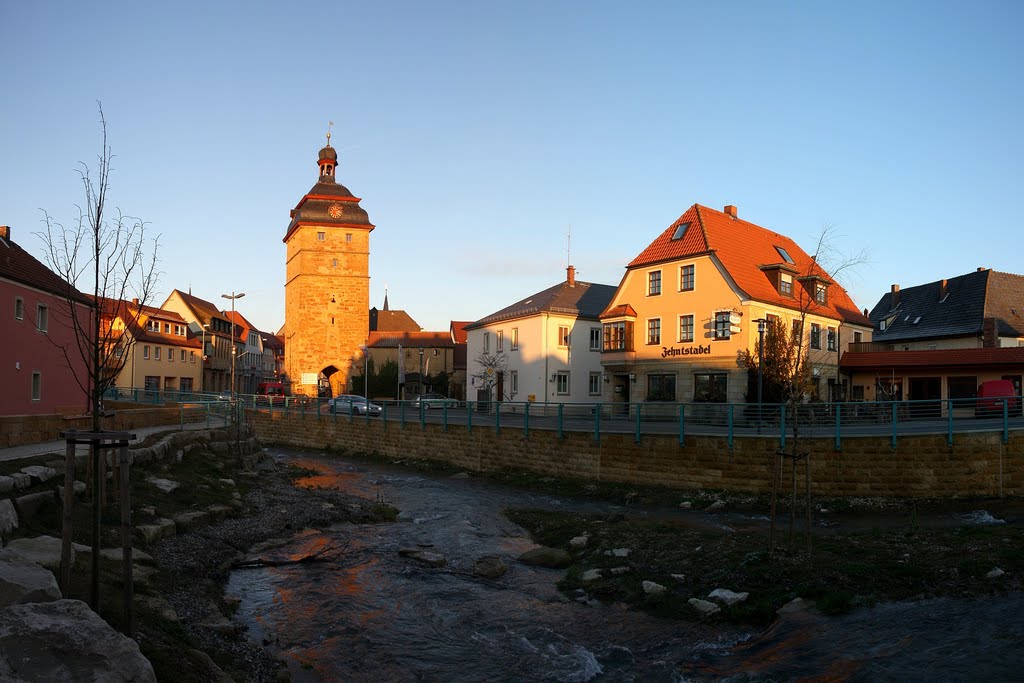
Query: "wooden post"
119 445 135 638
805 453 813 556
90 441 101 609
59 433 76 595
768 450 781 555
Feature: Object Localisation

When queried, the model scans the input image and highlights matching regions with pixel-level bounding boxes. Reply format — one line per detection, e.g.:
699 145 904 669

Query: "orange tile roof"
450 321 471 344
627 204 870 326
368 331 454 348
599 304 637 320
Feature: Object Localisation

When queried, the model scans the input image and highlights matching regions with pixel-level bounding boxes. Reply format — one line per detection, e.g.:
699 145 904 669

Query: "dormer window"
815 283 827 304
775 246 795 264
671 221 691 241
780 273 793 296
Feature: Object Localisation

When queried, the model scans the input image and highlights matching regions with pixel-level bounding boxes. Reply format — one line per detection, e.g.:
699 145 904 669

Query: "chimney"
0 225 9 240
939 279 948 300
890 284 900 308
566 265 576 287
977 267 987 272
132 298 140 306
983 317 997 348
724 205 737 219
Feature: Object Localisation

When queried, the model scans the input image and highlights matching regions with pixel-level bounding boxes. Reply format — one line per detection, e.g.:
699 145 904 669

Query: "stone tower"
283 138 374 397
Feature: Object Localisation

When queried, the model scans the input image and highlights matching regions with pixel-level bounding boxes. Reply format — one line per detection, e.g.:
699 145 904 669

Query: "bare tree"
471 350 509 401
749 226 869 556
36 103 161 610
36 102 161 432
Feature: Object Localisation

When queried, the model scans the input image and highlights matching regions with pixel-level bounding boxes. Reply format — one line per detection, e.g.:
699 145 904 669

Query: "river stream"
226 449 1024 682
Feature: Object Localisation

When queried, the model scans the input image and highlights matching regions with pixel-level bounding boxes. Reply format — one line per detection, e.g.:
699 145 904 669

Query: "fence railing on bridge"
104 388 1022 449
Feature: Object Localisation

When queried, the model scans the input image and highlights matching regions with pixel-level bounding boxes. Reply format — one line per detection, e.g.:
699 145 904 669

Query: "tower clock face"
328 204 343 219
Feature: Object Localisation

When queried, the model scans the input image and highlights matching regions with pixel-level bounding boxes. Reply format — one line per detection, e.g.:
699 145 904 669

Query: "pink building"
1 225 92 415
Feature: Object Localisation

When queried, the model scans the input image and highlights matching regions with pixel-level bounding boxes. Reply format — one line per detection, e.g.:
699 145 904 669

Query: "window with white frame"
36 304 48 332
143 345 150 360
168 347 174 362
647 318 661 345
190 351 196 363
810 323 821 350
155 347 161 361
679 264 695 291
510 370 518 394
555 371 570 395
31 372 41 401
14 297 24 320
558 325 570 348
679 314 694 342
588 371 602 396
827 327 837 351
511 328 518 350
648 270 662 296
497 330 503 352
815 283 827 304
483 332 490 353
589 327 601 351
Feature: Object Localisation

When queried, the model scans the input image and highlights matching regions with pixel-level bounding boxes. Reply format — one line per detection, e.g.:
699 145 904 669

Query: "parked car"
414 393 460 410
255 381 287 405
325 394 383 416
975 380 1022 417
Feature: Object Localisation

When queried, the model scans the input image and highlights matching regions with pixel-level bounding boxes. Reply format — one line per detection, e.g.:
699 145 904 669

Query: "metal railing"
104 388 1023 449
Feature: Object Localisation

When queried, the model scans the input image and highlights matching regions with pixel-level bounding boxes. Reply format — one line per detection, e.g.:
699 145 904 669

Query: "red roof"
627 204 869 326
450 321 471 344
368 331 454 348
841 347 1024 370
599 304 637 320
0 228 91 305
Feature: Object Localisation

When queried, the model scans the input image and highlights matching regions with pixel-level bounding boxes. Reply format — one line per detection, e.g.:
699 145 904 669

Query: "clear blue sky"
3 1 1022 335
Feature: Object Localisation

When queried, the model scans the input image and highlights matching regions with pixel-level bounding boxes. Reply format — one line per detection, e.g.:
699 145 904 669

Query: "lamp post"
200 323 210 394
221 292 246 399
359 343 369 400
418 347 424 396
754 318 767 427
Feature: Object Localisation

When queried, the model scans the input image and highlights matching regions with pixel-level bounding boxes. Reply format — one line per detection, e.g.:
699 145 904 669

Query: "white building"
465 266 616 410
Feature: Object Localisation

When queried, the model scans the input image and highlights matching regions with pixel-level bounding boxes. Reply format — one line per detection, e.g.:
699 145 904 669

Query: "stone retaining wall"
0 407 206 449
249 411 1023 498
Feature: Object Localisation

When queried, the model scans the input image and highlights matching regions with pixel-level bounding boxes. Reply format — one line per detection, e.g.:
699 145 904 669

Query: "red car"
975 380 1022 417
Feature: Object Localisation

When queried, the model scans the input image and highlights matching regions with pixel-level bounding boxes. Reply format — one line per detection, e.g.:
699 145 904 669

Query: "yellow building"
283 138 374 397
600 204 873 407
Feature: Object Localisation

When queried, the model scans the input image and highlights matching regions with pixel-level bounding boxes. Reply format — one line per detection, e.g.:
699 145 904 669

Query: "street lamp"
418 347 424 396
221 292 245 399
200 322 210 394
359 343 369 400
753 318 767 427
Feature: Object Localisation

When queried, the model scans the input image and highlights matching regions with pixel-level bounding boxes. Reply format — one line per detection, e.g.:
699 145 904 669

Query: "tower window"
345 233 353 242
317 232 326 241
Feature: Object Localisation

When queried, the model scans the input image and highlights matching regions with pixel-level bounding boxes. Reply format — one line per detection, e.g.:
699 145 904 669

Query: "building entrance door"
908 376 941 418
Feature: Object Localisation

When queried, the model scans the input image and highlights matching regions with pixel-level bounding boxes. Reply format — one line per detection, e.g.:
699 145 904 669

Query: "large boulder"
12 491 58 525
473 556 508 579
19 466 57 486
0 549 62 607
0 599 156 681
518 547 572 569
5 536 69 571
0 500 19 536
0 476 15 494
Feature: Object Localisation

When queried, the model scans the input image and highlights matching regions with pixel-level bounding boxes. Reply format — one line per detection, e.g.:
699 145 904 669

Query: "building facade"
1 225 92 415
162 289 240 395
283 139 374 398
465 266 616 408
600 204 873 406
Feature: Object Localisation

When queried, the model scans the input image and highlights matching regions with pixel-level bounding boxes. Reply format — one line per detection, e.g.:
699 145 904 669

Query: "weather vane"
326 120 334 146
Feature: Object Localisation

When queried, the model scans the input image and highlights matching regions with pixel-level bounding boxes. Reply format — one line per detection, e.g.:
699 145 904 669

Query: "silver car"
326 395 383 416
414 393 460 410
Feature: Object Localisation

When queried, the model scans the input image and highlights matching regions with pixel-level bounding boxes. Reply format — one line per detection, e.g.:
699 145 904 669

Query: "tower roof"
283 141 374 242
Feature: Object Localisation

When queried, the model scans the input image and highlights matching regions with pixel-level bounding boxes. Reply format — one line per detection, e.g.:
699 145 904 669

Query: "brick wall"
249 411 1022 498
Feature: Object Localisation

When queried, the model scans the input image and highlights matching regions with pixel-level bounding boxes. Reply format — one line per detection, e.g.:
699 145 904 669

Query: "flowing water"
227 449 1024 682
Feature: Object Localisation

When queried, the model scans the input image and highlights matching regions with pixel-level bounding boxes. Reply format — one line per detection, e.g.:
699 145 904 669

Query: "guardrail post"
891 402 898 449
634 402 641 444
678 403 685 447
524 402 530 439
557 404 564 440
400 401 406 429
495 403 501 435
419 402 425 431
1003 399 1009 444
727 404 734 450
467 401 472 433
834 404 841 452
947 399 953 447
382 403 387 427
594 404 601 444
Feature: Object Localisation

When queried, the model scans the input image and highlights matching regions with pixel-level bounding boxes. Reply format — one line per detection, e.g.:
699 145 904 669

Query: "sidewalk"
0 419 229 464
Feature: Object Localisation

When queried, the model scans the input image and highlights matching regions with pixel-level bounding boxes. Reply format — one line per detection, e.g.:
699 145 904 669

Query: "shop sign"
661 345 712 358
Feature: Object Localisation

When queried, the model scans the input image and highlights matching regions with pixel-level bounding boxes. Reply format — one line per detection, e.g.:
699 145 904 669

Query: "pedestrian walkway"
0 418 229 464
